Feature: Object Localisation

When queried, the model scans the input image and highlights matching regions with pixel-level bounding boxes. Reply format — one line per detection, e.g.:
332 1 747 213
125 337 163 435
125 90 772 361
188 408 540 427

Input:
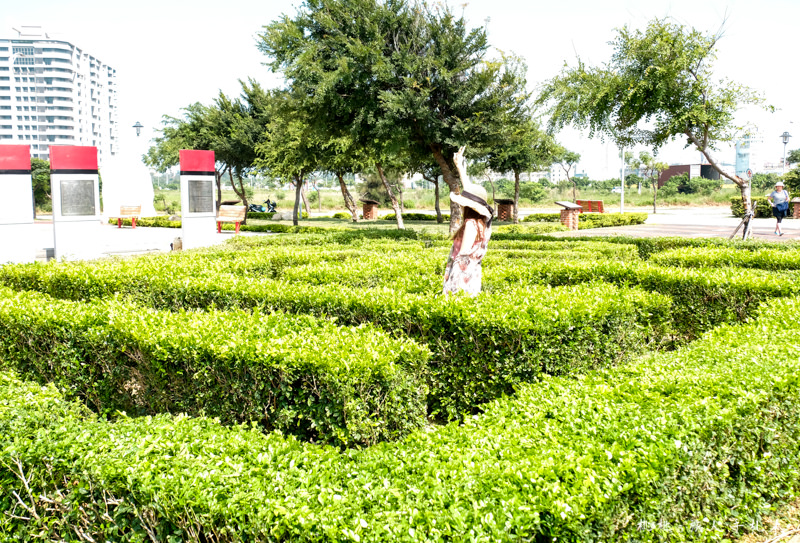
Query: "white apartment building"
0 27 117 164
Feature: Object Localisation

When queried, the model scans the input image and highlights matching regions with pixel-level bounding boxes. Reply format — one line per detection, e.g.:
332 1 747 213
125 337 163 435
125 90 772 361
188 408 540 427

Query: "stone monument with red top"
0 145 35 264
179 150 217 249
50 146 102 261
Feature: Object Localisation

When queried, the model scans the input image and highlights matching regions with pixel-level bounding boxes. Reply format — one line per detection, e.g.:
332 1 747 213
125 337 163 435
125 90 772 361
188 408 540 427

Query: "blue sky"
3 0 798 178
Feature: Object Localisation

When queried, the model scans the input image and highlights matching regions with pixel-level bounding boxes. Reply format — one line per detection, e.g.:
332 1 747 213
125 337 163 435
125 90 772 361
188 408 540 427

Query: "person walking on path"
767 181 791 236
443 184 494 296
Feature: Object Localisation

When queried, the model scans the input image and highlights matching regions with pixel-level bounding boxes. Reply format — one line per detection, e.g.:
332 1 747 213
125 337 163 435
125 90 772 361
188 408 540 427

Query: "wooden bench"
113 205 142 228
216 205 246 233
575 200 605 213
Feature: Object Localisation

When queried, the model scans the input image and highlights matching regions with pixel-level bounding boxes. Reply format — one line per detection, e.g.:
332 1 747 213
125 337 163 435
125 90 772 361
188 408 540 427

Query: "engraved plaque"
60 179 96 217
188 179 213 213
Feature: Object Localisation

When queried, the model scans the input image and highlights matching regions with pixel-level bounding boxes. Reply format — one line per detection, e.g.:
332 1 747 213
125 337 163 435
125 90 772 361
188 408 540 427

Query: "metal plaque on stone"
60 179 96 216
188 179 213 213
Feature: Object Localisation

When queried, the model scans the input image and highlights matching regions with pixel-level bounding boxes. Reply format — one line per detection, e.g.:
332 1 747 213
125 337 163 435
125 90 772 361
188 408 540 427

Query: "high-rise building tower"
0 26 117 164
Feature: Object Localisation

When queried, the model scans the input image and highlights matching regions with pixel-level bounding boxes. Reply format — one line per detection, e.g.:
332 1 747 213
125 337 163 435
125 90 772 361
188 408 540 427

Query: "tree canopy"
259 0 529 232
537 17 768 209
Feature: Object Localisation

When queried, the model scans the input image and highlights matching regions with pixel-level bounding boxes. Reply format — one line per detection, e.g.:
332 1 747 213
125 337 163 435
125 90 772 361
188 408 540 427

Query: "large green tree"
537 17 768 213
30 158 51 214
787 149 800 167
255 91 319 226
210 80 273 221
483 117 558 222
144 103 228 208
551 146 581 202
628 151 668 213
259 0 526 233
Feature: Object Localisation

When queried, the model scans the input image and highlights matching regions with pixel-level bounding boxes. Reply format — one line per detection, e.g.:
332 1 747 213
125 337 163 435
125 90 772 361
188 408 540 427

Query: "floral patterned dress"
442 219 492 296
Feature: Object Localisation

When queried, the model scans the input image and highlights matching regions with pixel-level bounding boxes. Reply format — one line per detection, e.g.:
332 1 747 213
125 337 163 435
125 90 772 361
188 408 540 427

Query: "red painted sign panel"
49 146 98 171
179 150 215 173
0 145 31 171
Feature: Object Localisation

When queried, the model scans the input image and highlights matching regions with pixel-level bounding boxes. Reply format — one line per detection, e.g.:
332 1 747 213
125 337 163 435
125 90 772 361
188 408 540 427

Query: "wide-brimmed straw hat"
775 181 785 187
449 184 493 219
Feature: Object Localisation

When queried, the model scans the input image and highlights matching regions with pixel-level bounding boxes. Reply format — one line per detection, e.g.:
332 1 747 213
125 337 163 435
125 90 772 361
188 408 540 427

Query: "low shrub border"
380 212 451 221
109 216 181 228
0 288 429 447
522 212 648 228
650 246 800 271
0 255 672 417
493 223 568 234
484 258 799 336
2 297 799 541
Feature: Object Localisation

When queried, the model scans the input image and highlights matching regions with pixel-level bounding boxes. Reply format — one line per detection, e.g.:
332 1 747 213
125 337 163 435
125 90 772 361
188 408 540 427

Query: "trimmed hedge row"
506 234 800 260
522 212 648 228
0 288 429 447
0 257 672 417
483 258 800 336
109 216 181 228
381 212 451 221
578 212 648 228
3 296 800 541
651 246 800 271
493 223 568 234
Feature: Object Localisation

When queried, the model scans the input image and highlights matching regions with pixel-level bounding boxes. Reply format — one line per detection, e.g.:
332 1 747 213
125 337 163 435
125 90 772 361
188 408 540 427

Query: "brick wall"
560 208 580 231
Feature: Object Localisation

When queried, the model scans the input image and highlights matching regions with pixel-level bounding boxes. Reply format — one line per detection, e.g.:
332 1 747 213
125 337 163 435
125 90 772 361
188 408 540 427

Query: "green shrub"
109 216 181 228
521 212 648 228
578 212 648 228
493 223 568 234
651 246 800 271
539 235 800 260
485 258 797 337
247 211 277 220
0 257 671 418
332 212 352 219
522 212 561 223
3 296 800 541
0 288 428 447
518 182 547 202
730 196 777 218
381 212 450 221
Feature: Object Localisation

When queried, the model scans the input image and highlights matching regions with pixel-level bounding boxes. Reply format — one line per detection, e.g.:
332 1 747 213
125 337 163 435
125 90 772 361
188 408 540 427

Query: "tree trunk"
513 169 521 224
292 176 302 227
571 178 576 202
336 172 359 222
397 181 404 212
652 180 657 214
376 163 404 230
430 145 463 234
215 170 223 212
432 176 443 223
686 130 751 213
301 181 311 218
741 180 753 216
315 182 321 213
229 170 250 225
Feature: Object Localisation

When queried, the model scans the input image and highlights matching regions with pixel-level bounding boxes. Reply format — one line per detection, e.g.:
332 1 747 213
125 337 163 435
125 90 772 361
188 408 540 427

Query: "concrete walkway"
30 219 253 262
549 206 800 242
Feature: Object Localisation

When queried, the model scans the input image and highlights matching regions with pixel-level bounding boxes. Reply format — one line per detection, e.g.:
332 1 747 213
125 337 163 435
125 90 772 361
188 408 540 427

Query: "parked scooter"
248 200 278 214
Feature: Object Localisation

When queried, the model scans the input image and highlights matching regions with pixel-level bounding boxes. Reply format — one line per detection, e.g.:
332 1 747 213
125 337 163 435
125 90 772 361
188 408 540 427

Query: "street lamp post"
133 121 143 137
781 131 791 174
